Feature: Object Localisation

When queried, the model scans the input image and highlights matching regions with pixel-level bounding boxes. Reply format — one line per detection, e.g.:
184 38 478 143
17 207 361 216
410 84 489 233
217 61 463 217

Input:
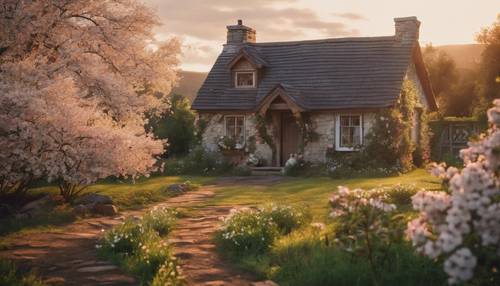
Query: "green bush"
386 184 419 207
231 165 252 176
149 94 196 156
259 203 312 235
142 207 177 236
98 207 184 285
162 146 232 176
269 231 446 286
217 208 279 254
0 259 47 286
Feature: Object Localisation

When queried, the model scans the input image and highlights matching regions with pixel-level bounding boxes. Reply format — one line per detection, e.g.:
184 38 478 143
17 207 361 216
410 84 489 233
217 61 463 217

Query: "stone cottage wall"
303 112 377 163
303 113 335 162
200 112 378 165
244 114 273 163
199 113 273 163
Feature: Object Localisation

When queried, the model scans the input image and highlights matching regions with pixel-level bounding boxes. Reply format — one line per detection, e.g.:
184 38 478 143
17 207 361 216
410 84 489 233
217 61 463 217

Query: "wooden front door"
280 112 300 166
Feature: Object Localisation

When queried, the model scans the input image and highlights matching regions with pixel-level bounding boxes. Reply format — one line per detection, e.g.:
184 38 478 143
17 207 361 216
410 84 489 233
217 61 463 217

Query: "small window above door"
235 71 255 88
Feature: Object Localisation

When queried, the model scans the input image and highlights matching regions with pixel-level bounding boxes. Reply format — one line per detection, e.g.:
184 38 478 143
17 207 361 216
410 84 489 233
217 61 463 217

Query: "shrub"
98 207 184 285
283 155 306 176
217 208 279 254
407 100 500 285
151 259 184 286
163 146 232 176
386 184 419 207
270 231 445 286
326 150 400 178
0 259 47 286
231 165 252 176
149 94 196 157
330 186 404 283
142 207 177 236
259 203 312 235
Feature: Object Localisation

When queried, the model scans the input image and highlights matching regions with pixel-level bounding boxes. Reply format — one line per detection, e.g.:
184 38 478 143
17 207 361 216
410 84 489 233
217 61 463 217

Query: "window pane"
351 116 360 126
353 126 361 145
236 73 254 87
226 117 235 137
340 116 350 126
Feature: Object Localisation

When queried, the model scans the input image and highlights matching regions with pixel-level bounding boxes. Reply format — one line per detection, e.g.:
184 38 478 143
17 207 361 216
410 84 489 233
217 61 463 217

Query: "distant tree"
0 0 180 201
150 94 196 157
422 44 463 116
474 15 500 118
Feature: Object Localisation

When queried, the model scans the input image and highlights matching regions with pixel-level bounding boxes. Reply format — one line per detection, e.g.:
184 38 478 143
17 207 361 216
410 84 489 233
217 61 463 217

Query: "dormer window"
235 71 255 88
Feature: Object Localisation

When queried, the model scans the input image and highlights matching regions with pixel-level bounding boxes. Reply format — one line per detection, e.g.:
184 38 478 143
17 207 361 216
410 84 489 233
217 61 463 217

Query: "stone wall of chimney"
394 16 420 43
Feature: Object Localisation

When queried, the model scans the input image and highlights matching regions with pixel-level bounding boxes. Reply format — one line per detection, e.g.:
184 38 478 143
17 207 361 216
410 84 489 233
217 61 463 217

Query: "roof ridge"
249 36 397 47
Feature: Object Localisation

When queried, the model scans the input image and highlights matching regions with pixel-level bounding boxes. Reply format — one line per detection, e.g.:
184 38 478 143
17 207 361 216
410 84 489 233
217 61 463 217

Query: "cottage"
192 17 437 167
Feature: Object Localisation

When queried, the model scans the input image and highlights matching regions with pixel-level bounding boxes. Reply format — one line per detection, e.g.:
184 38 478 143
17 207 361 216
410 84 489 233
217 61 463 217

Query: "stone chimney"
226 19 256 44
394 16 420 43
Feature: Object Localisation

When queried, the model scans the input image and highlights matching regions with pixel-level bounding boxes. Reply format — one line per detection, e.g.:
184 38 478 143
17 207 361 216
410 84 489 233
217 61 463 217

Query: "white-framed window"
335 114 363 151
224 115 245 145
235 71 255 88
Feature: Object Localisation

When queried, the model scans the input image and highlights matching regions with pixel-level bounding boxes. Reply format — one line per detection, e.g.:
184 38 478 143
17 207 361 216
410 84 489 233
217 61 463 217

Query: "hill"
434 44 484 70
172 71 208 101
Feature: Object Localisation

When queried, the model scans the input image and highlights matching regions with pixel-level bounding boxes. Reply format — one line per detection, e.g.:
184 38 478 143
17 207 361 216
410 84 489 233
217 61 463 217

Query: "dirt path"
0 177 283 286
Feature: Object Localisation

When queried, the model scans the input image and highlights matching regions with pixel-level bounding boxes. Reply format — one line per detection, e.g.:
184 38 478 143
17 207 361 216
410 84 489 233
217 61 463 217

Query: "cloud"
332 12 366 21
146 0 357 41
144 0 359 70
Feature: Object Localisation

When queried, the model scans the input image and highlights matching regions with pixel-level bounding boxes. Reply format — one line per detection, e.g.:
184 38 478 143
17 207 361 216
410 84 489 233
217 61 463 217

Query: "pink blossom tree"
407 100 500 284
0 0 180 201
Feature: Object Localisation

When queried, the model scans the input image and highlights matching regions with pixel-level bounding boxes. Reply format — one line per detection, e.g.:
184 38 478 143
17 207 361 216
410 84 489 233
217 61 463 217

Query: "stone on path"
77 265 119 273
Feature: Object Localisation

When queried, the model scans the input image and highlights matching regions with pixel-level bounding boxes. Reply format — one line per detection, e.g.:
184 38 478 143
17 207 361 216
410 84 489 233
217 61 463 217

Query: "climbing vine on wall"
255 113 277 163
363 79 429 172
295 113 320 153
195 114 209 144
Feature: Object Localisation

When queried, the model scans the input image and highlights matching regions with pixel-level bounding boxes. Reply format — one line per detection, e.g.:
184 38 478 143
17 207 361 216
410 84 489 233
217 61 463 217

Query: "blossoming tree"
0 0 180 201
407 100 500 284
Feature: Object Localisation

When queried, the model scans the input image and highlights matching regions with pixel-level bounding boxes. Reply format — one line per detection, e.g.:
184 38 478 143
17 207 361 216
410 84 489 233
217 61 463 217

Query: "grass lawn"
207 169 441 220
0 175 213 239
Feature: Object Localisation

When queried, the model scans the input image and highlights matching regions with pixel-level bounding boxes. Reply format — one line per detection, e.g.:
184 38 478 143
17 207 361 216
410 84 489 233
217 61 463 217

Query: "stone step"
251 167 283 176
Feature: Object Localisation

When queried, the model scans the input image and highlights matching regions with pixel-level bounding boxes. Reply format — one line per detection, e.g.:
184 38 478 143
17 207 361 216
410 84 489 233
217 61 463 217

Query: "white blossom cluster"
329 186 397 218
407 100 500 285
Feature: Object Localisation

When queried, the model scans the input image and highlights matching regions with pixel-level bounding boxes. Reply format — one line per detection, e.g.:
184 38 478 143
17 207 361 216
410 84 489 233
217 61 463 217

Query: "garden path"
0 176 284 286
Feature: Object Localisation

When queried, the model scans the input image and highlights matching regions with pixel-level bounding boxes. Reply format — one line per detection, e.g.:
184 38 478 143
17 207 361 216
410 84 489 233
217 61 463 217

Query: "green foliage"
326 150 400 178
259 203 312 235
295 113 320 152
217 204 311 255
217 208 279 254
231 165 253 176
142 208 178 236
386 184 419 207
283 156 307 177
413 110 431 167
364 80 420 172
269 230 445 286
98 207 184 285
0 204 75 237
474 15 500 119
255 114 277 164
162 146 232 176
150 94 196 156
329 187 405 283
0 259 47 286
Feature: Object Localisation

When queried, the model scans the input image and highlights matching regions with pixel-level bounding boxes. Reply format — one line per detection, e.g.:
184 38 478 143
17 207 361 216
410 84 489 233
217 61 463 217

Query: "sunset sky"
144 0 500 72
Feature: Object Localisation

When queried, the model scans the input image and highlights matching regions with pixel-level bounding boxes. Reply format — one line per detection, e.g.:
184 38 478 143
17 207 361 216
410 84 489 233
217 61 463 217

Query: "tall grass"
0 259 47 286
269 229 446 286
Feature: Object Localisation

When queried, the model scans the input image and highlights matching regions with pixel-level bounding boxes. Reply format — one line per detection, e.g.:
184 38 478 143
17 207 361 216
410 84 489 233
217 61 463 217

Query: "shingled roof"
192 18 436 112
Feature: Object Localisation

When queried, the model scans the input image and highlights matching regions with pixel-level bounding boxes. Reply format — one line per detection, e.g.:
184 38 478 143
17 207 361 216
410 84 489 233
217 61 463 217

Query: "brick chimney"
394 16 420 43
226 19 256 44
